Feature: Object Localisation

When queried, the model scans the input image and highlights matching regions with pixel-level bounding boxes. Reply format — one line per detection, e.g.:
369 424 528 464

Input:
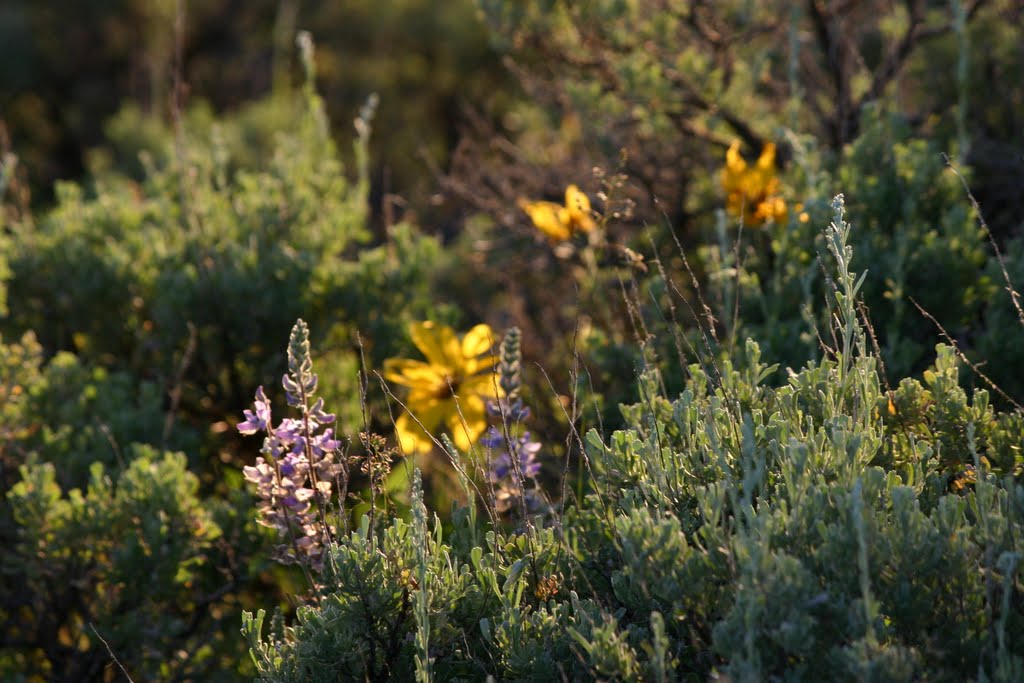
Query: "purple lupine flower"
480 425 504 449
283 372 319 407
487 432 542 483
238 331 347 572
282 374 301 406
313 457 344 482
278 453 309 479
261 434 285 459
308 397 336 425
238 387 272 434
518 438 542 478
274 418 303 445
486 397 531 422
310 428 341 459
282 487 314 513
242 457 272 483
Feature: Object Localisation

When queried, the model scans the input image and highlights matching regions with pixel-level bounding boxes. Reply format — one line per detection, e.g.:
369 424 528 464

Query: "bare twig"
943 153 1024 329
89 624 134 683
162 322 197 448
910 297 1022 411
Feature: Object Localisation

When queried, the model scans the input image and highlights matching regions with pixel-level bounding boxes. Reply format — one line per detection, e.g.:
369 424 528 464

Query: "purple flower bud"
486 397 531 422
274 418 303 445
488 433 542 483
480 426 504 449
238 386 272 434
311 429 341 458
308 397 336 425
282 374 302 406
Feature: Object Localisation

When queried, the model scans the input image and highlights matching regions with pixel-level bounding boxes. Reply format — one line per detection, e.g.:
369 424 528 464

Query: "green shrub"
240 199 1024 681
0 69 456 680
2 74 452 467
2 446 257 680
3 5 1023 680
696 111 1016 401
0 331 270 680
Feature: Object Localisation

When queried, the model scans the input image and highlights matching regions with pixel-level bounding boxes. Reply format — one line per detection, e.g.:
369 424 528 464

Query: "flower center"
435 373 463 400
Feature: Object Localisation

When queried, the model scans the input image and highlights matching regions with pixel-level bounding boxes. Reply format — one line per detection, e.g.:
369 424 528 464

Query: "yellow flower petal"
445 394 487 452
409 321 460 368
725 140 746 174
721 140 786 228
463 354 499 379
565 184 589 212
461 324 496 361
565 184 595 233
395 413 434 455
383 358 445 389
462 371 501 399
519 198 573 242
394 400 449 455
756 142 777 171
385 320 502 455
771 197 787 222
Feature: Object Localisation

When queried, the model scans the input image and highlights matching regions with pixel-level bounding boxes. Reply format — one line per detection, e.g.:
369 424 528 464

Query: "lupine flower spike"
239 319 343 571
487 326 530 423
484 327 543 515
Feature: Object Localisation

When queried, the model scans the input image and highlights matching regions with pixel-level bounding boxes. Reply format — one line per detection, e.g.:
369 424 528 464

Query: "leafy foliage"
1 62 454 680
713 111 997 385
0 327 268 680
3 2 1024 681
242 206 1024 681
2 76 450 465
1 0 513 220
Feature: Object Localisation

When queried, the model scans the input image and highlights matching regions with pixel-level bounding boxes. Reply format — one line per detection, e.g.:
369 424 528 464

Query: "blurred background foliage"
2 0 1024 679
468 0 1023 234
2 0 1022 235
0 0 514 227
440 0 1024 429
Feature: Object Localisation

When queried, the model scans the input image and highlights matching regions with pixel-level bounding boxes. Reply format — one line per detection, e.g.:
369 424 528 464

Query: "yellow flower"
518 184 597 242
384 321 501 455
720 140 787 227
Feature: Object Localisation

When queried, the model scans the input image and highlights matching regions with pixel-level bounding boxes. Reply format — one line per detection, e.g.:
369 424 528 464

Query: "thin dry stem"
943 153 1024 329
910 297 1022 411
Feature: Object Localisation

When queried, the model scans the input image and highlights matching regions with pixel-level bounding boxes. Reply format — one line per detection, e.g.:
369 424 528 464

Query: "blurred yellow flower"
794 202 810 224
518 184 597 242
720 140 787 226
384 321 501 455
